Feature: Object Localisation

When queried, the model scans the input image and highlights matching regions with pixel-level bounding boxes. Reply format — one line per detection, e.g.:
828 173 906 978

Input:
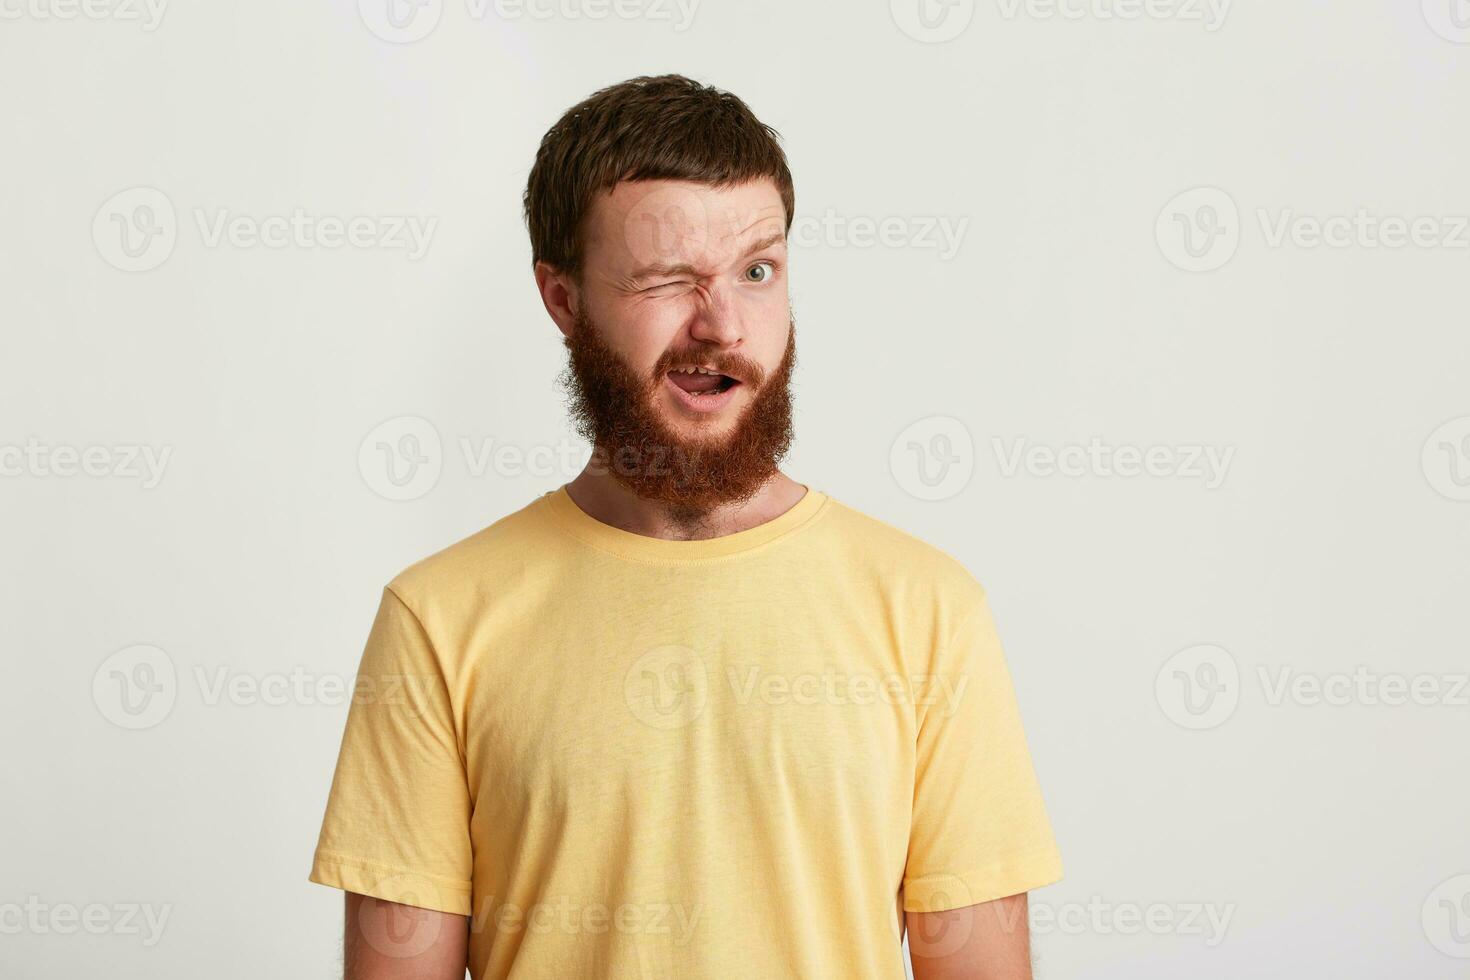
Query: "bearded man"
310 73 1063 980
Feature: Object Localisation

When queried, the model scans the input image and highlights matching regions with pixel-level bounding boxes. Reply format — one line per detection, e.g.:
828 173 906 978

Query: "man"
310 74 1063 980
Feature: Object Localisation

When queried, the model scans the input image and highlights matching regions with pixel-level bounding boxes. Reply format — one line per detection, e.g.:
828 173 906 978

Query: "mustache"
650 347 766 388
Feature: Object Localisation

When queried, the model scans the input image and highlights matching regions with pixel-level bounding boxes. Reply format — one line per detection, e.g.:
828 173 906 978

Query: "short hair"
523 74 795 276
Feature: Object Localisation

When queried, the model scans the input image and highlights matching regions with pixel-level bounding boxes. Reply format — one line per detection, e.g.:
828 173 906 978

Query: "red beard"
559 310 797 518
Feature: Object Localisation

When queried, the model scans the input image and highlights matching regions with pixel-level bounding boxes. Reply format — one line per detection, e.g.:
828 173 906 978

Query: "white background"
3 1 1469 977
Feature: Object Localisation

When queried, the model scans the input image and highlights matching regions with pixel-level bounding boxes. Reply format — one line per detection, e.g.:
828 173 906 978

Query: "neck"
563 466 807 541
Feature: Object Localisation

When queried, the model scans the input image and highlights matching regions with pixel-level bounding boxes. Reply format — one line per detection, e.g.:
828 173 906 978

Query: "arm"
907 892 1032 980
904 587 1061 979
344 892 468 980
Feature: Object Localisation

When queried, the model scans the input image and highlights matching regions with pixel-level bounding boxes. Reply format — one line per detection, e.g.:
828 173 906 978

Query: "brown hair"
523 74 795 277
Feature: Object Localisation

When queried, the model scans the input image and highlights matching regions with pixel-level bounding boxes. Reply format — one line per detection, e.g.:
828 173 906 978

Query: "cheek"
747 285 791 330
606 300 687 373
744 293 792 362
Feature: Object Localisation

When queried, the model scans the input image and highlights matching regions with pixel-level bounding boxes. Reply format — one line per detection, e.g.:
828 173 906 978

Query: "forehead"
581 177 787 274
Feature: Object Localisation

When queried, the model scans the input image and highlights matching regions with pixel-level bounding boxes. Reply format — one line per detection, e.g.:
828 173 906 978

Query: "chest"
459 596 921 824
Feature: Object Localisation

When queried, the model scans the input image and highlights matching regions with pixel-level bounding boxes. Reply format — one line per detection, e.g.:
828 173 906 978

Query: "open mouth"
666 366 739 398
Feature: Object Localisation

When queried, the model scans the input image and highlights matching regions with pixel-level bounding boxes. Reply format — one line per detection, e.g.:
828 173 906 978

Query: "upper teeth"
672 367 721 375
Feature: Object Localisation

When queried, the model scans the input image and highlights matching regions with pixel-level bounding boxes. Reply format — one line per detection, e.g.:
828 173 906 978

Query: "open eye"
743 260 777 283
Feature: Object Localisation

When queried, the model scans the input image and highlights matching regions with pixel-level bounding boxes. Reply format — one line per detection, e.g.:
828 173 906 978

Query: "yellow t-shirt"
310 485 1062 979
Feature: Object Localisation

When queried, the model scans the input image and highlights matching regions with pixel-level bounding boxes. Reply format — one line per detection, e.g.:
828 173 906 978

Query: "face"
548 178 797 514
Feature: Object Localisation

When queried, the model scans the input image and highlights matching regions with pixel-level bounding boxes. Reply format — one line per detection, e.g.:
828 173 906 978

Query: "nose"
687 279 744 348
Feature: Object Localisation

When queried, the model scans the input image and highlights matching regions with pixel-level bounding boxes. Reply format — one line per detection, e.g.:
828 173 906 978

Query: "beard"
558 308 797 519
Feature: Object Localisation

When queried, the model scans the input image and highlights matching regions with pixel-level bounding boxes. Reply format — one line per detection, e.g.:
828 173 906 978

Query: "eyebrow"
626 231 787 285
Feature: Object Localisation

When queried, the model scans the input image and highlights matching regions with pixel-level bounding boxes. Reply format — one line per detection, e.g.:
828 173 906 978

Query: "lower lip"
663 375 742 414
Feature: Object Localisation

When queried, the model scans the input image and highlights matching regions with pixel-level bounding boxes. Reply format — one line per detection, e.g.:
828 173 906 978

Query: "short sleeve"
902 586 1064 913
308 586 473 915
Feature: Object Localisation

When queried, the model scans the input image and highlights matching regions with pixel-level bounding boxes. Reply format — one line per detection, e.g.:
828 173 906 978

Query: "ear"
534 261 580 339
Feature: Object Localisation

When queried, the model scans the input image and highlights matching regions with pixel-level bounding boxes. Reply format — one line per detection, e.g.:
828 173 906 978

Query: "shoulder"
383 492 558 616
817 495 989 609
